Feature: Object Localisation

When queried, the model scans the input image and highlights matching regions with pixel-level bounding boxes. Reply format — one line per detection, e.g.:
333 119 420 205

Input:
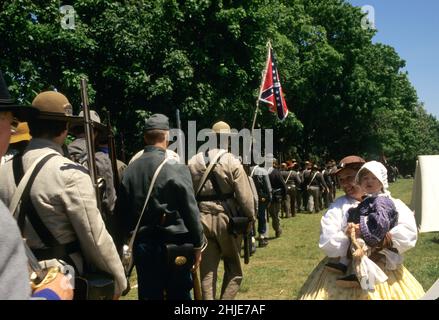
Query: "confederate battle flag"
258 45 289 121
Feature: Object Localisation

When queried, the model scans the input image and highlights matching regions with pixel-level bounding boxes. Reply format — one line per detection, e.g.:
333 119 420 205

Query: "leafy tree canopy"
1 0 437 173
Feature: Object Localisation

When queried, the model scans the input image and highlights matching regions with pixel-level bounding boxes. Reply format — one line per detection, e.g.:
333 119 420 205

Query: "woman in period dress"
299 156 425 300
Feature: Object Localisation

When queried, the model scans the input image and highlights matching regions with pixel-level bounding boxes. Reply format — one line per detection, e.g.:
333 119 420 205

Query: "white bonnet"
355 160 388 190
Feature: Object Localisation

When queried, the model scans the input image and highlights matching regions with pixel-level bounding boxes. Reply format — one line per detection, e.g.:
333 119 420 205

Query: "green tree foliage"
1 0 437 172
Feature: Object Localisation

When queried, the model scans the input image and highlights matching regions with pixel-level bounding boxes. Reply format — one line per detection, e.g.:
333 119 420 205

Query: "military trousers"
322 189 334 208
257 200 269 236
200 211 243 300
282 193 291 218
301 188 308 212
134 240 193 300
306 186 321 213
289 186 297 216
268 199 282 234
283 185 297 217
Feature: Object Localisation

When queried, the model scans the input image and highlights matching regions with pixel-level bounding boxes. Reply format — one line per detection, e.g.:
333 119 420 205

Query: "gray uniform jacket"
0 138 127 295
68 138 117 214
0 200 30 300
117 145 204 248
251 166 273 201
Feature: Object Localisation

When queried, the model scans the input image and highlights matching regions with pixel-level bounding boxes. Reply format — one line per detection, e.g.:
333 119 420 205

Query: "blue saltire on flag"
258 47 289 121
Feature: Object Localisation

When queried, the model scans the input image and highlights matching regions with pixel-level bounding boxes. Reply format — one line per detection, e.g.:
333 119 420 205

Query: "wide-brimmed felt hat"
70 110 108 134
0 70 39 121
31 91 82 123
208 121 238 136
334 155 366 175
10 122 31 144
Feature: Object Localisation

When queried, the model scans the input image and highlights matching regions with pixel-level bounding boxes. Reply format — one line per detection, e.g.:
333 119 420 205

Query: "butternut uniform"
188 149 255 300
0 138 127 296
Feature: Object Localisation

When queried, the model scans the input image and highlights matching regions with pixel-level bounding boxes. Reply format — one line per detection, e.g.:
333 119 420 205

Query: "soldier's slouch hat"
31 91 81 123
70 110 108 134
209 121 237 136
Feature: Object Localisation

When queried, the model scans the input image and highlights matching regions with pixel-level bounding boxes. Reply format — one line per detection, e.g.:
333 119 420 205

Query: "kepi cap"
145 113 169 131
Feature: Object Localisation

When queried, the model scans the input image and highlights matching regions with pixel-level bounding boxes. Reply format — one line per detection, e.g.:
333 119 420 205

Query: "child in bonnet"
326 161 400 291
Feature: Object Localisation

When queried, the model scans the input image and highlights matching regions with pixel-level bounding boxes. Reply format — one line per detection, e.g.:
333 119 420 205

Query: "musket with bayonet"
80 78 101 211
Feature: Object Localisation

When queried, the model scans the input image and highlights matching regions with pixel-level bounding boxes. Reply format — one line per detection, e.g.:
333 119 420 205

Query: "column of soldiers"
0 72 125 299
1 69 348 300
251 158 338 220
0 70 256 300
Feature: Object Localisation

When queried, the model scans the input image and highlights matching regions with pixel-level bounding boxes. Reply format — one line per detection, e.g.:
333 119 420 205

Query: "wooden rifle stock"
193 267 203 300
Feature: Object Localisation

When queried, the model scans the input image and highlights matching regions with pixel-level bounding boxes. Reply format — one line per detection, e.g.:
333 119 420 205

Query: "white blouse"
319 195 418 258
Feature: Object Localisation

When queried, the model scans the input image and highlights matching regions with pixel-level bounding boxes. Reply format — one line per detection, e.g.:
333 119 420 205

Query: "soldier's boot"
275 229 282 238
258 237 269 248
251 237 257 255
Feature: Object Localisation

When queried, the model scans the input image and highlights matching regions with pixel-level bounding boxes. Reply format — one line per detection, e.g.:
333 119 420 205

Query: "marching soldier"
322 161 335 208
286 161 301 217
303 164 328 213
328 159 338 199
267 155 287 237
299 161 312 212
188 121 255 300
250 162 272 247
279 163 291 218
0 90 127 298
68 110 116 222
117 113 204 300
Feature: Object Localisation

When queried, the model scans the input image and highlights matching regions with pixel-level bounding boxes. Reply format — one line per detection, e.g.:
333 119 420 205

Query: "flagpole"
249 41 272 164
250 93 260 134
251 41 272 134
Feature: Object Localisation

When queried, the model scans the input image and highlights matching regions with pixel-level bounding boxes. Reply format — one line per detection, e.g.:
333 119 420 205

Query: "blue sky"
348 0 439 118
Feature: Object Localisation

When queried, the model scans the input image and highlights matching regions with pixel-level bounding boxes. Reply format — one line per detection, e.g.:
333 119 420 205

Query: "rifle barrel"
107 111 120 189
80 78 101 210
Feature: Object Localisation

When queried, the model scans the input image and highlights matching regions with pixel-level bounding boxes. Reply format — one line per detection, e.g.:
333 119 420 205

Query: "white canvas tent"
411 155 439 233
420 279 439 300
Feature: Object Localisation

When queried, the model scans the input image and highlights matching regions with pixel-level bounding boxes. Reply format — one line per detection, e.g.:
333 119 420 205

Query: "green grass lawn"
123 178 439 300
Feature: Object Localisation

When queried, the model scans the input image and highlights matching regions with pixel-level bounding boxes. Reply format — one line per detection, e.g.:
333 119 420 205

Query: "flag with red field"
258 46 289 121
